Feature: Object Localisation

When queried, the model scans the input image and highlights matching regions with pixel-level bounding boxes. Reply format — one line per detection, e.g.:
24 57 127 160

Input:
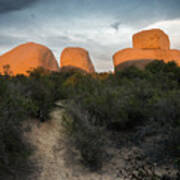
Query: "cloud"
110 21 121 31
0 35 20 46
43 35 71 47
144 18 180 49
0 33 27 55
0 0 39 14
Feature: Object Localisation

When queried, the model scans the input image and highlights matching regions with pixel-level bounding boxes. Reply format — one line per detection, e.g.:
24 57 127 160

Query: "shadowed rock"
60 47 95 73
0 42 59 75
133 29 170 50
60 66 90 74
115 59 154 71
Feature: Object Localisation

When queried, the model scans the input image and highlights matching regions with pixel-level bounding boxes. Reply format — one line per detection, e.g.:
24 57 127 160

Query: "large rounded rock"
0 42 59 75
60 47 95 73
133 29 170 50
113 48 180 71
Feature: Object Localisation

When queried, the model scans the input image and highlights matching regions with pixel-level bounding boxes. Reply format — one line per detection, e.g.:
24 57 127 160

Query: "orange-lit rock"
0 42 59 75
113 28 180 71
113 48 180 71
133 29 170 50
60 47 95 73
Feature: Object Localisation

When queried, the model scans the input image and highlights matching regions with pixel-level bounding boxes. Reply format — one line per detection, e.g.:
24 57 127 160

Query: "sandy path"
23 103 178 180
24 106 126 180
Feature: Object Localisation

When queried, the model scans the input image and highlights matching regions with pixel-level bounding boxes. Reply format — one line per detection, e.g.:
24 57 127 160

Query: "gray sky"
0 0 180 72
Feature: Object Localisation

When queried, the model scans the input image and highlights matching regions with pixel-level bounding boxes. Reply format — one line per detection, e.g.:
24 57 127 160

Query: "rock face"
133 29 170 50
113 48 180 70
0 42 59 75
60 47 95 73
113 29 180 71
115 59 154 71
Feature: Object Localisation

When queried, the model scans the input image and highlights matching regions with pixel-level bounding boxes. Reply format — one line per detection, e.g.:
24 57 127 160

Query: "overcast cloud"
0 0 40 14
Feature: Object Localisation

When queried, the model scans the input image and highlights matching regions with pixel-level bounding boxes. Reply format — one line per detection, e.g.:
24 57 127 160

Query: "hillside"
0 61 180 179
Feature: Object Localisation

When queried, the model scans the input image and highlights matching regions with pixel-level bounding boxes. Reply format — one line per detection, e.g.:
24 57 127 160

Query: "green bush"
1 60 180 175
70 77 153 130
0 83 36 179
0 68 61 178
62 104 105 171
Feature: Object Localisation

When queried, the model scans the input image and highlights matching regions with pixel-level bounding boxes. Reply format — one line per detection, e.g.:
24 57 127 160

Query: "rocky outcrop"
0 42 59 75
113 48 180 71
60 47 95 73
133 29 170 50
113 29 180 72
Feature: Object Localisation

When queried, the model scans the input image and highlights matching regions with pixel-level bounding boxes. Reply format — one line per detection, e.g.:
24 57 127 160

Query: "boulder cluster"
0 28 180 75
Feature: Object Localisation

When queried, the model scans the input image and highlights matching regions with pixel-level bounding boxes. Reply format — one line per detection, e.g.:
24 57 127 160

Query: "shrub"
70 77 154 130
146 60 180 86
62 104 105 171
0 67 58 178
0 86 36 179
115 65 150 80
1 62 180 175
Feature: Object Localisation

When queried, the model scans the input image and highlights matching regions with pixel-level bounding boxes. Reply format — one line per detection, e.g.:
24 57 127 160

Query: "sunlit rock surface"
113 29 180 71
113 48 180 68
60 47 95 73
133 29 170 50
0 42 59 75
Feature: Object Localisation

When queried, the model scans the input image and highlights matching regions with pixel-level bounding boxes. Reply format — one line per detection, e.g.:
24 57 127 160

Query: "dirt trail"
23 103 178 180
24 105 124 180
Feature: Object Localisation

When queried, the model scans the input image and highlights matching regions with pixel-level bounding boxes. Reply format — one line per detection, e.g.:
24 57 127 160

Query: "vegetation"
0 60 180 178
